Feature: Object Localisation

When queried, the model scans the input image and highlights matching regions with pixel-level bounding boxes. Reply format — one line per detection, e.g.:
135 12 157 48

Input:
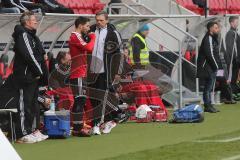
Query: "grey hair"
20 11 35 26
95 10 109 20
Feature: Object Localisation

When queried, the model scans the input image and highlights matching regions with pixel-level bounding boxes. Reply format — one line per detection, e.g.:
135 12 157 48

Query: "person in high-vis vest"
130 24 150 69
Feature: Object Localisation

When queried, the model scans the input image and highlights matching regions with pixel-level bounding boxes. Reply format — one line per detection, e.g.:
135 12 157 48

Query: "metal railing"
108 3 141 15
0 11 201 108
107 2 200 107
169 0 198 15
158 18 200 96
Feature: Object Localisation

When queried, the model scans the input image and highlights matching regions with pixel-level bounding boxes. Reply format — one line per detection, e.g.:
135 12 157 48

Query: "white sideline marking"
0 129 22 160
222 154 240 160
194 137 240 143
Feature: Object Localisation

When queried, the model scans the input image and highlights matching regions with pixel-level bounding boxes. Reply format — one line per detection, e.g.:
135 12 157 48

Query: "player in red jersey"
68 16 96 136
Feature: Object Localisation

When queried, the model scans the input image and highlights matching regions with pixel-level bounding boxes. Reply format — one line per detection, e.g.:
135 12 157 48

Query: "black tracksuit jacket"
12 25 48 87
197 32 222 79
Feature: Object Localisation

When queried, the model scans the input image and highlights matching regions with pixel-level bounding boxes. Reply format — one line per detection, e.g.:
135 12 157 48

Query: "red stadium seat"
219 0 227 11
227 0 240 14
57 0 105 14
234 0 240 11
78 9 86 14
73 9 79 14
58 0 70 8
175 0 238 15
176 0 202 15
68 0 75 9
209 0 220 14
76 0 84 9
175 0 183 4
82 0 91 9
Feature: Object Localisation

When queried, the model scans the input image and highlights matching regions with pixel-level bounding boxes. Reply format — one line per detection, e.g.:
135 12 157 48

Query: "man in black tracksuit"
89 11 122 134
225 16 240 97
11 11 48 140
197 21 222 113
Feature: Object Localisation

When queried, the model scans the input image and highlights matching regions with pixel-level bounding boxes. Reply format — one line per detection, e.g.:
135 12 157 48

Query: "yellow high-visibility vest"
129 33 149 65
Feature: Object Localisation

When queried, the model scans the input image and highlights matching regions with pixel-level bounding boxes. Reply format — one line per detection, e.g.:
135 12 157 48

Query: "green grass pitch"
14 104 240 160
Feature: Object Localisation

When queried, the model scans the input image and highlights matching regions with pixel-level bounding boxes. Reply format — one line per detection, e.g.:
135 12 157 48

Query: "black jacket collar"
230 27 237 32
91 23 116 32
24 27 37 36
12 25 37 40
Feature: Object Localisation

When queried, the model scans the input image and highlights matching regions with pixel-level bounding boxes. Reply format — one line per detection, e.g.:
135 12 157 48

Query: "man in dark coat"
89 11 122 135
225 16 240 97
197 21 222 113
11 11 48 143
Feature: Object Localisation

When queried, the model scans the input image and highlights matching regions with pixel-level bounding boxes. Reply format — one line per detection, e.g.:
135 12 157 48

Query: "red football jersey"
68 32 95 79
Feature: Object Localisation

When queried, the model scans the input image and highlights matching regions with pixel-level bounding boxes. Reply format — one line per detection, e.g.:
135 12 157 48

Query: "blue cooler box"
44 110 70 138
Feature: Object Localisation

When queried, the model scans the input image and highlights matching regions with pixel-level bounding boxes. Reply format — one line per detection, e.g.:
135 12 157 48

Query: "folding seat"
175 0 183 4
67 0 74 9
231 0 239 11
219 0 227 10
56 0 64 5
71 0 80 9
73 9 79 14
82 0 91 9
235 0 240 12
60 0 70 8
75 0 84 9
226 0 233 13
178 0 184 8
77 9 84 14
88 0 94 10
188 0 204 14
209 0 217 12
184 0 195 9
93 0 106 13
86 9 94 14
219 0 228 13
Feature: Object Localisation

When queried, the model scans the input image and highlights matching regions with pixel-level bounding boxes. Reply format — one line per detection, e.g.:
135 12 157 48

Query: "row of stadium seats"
57 0 106 14
176 0 204 14
209 0 240 14
176 0 240 15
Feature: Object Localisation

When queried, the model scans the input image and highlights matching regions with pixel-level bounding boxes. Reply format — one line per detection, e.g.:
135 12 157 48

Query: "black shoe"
233 94 240 101
204 104 217 113
114 113 129 123
212 106 220 112
204 107 217 113
209 104 220 112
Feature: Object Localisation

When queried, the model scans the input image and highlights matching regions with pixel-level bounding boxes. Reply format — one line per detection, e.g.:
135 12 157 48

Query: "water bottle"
50 95 55 111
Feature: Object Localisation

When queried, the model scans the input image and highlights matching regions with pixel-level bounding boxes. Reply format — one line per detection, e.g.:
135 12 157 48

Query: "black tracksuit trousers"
15 80 39 139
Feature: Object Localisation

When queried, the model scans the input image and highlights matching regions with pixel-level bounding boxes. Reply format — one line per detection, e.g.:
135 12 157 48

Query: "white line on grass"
194 137 240 143
222 154 240 160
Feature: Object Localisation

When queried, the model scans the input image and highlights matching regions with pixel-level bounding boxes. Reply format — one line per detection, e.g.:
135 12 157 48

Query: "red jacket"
46 87 74 110
0 63 13 80
69 32 95 79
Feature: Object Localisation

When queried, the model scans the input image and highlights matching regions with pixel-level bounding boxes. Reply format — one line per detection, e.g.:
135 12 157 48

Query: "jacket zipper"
25 66 28 75
202 60 206 68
